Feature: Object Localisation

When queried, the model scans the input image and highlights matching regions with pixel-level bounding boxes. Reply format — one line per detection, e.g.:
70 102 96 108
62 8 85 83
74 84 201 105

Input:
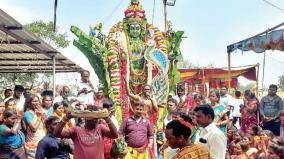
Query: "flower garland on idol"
107 0 167 123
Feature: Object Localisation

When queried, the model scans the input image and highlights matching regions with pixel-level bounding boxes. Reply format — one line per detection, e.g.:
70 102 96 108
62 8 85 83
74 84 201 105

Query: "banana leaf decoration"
173 31 184 60
167 30 184 96
70 25 111 96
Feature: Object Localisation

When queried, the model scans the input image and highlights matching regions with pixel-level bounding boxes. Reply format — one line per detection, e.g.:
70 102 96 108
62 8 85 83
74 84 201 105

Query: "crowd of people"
0 70 284 159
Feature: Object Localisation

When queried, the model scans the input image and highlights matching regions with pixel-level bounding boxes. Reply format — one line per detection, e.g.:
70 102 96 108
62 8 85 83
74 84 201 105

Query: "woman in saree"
209 89 229 133
165 115 211 159
241 90 258 133
23 94 46 159
53 102 74 129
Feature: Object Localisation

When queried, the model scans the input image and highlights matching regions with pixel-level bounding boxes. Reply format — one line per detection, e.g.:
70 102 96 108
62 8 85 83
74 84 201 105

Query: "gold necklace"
130 59 146 76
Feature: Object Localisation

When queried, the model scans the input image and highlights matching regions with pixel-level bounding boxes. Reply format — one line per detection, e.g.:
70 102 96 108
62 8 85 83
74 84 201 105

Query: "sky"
1 0 284 88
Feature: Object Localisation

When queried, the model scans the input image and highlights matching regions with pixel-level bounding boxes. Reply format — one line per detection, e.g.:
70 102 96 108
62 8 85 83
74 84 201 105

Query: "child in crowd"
248 124 262 148
4 98 17 111
227 127 238 146
193 93 205 107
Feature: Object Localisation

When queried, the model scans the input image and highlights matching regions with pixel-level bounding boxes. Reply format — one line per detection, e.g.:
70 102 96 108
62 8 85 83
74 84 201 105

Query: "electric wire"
262 0 284 13
103 0 124 25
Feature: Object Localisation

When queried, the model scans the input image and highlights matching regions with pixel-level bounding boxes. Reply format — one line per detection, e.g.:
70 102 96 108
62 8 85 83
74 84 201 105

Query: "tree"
25 20 69 49
278 75 284 91
1 21 70 90
177 59 199 68
206 61 215 68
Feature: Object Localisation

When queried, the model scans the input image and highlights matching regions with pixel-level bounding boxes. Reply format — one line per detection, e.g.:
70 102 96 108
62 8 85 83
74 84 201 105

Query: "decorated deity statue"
70 0 183 125
107 0 169 120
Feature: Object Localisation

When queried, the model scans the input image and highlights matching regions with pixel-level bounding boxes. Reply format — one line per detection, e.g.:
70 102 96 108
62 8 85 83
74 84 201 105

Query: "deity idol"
70 0 176 124
107 0 169 119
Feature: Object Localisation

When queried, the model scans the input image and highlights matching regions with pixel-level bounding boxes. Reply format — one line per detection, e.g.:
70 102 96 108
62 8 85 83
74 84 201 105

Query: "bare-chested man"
126 85 158 116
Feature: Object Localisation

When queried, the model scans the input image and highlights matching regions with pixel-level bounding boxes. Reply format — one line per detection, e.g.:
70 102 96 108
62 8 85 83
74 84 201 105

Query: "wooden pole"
163 0 167 32
53 0 58 32
227 52 232 90
151 0 156 24
256 63 260 125
256 63 260 97
52 55 56 99
261 52 266 97
220 64 259 69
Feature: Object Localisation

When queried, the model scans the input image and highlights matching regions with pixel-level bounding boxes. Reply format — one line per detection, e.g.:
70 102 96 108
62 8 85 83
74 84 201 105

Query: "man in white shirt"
4 85 25 111
219 86 233 107
194 104 227 159
77 70 95 107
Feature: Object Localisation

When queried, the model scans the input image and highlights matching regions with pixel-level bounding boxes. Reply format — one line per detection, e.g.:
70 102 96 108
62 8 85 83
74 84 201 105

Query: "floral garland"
107 21 168 124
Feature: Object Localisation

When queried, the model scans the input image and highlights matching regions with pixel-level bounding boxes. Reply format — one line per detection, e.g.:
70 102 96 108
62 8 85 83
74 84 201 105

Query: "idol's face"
129 23 141 39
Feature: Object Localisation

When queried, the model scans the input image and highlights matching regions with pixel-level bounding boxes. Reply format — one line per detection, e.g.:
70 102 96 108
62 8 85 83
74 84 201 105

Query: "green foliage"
71 25 110 96
206 61 216 67
0 73 38 89
24 20 69 48
278 75 284 91
177 59 197 68
167 31 184 96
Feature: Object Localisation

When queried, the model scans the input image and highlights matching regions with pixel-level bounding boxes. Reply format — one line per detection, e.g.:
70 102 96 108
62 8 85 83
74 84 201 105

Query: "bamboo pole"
256 63 260 125
52 55 56 99
227 52 232 90
53 0 58 32
163 1 167 32
256 63 260 97
261 52 266 97
220 64 259 69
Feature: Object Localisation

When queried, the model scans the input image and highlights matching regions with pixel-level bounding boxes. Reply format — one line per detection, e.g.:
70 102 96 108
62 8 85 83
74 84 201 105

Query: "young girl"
4 98 17 111
234 142 250 159
248 125 262 148
242 135 258 159
193 93 205 107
